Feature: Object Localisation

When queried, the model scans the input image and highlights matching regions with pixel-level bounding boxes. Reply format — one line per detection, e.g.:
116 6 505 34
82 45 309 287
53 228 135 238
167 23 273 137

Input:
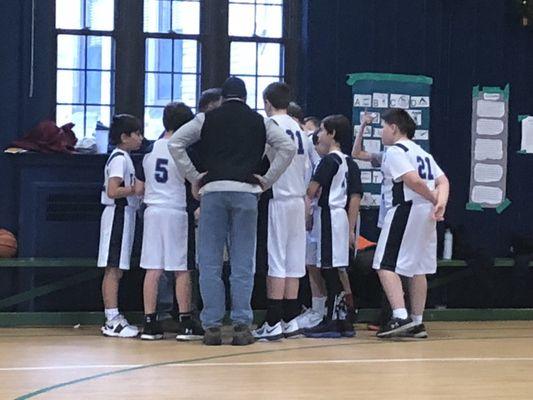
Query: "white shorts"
372 202 437 277
140 206 190 271
305 210 320 266
267 197 306 278
98 204 136 270
316 206 349 268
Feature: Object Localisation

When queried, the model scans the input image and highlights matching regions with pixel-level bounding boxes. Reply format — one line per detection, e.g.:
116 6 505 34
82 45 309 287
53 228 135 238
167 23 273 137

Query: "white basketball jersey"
381 139 444 209
142 138 187 209
267 114 312 199
101 148 139 208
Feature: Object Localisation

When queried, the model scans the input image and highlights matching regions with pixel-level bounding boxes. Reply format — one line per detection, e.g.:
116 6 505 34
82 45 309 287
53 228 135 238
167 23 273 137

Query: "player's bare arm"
107 177 134 199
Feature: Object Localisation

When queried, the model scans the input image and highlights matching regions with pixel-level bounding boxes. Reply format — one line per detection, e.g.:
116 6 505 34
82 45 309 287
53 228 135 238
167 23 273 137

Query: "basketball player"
373 108 449 338
98 114 143 338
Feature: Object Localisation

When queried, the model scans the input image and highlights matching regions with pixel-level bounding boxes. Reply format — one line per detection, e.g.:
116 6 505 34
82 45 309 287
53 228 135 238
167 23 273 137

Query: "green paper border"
518 115 530 122
496 198 512 214
465 202 484 211
346 72 433 86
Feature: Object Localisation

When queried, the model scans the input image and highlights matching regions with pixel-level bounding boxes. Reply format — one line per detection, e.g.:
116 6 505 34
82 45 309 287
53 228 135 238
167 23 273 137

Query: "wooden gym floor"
1 321 533 399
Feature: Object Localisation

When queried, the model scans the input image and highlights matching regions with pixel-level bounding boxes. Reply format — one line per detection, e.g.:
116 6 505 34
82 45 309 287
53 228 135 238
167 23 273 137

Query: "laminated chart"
347 73 433 207
467 85 511 213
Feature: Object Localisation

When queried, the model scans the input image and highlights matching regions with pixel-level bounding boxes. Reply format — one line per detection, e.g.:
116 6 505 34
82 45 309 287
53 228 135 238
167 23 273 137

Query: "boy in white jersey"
98 114 143 338
305 115 362 338
252 83 313 341
136 102 204 341
373 108 449 338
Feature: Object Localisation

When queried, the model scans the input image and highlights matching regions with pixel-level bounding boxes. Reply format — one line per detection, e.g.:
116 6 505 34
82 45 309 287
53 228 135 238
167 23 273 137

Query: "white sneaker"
296 308 323 330
101 315 139 338
252 321 283 341
281 317 301 338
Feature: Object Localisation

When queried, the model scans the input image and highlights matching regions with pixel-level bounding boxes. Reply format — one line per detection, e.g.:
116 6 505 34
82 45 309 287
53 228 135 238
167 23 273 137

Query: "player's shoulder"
106 149 126 166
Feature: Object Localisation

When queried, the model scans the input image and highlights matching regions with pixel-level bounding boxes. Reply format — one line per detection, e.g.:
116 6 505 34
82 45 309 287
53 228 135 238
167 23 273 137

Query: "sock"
105 308 119 321
282 299 300 322
144 313 157 324
392 308 408 320
266 299 283 326
321 269 342 320
312 296 327 316
411 314 423 325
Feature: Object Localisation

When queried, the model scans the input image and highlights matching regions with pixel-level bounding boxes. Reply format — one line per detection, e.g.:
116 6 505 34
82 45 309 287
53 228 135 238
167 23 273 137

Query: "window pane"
144 107 165 140
173 74 197 108
256 0 283 4
230 42 256 75
57 35 85 69
86 0 114 31
57 70 85 104
145 38 173 72
257 76 280 109
56 0 83 29
230 0 254 3
57 104 86 136
228 4 255 36
235 75 256 109
255 5 282 38
144 0 171 33
87 71 112 104
145 73 172 106
172 0 200 35
257 43 281 76
87 36 114 70
174 40 197 73
86 105 111 135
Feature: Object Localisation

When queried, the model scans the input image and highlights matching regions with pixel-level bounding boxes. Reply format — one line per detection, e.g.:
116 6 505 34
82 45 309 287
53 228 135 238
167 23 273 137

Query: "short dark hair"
163 102 194 132
198 88 222 112
381 108 416 139
109 114 141 145
322 114 352 155
304 116 320 128
287 102 304 124
263 82 291 109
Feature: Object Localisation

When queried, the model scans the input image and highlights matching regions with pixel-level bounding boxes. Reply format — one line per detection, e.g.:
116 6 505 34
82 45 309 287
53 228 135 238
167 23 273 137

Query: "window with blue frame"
56 0 115 138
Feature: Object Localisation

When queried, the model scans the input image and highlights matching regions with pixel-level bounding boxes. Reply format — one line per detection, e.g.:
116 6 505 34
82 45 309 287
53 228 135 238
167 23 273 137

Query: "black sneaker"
304 318 341 338
232 324 255 346
376 317 416 338
140 315 163 340
402 323 428 339
337 319 356 338
203 327 222 346
176 315 205 341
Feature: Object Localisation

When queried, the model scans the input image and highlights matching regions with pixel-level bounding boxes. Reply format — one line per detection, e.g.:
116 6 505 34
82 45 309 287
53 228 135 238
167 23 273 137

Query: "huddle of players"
96 80 449 341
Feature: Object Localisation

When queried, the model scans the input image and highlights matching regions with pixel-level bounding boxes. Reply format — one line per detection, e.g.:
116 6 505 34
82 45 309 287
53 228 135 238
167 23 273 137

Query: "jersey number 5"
155 158 169 183
416 156 434 180
286 130 304 155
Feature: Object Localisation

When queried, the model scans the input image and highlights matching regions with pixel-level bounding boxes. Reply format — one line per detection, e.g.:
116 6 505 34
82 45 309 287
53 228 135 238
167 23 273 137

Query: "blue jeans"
198 191 258 328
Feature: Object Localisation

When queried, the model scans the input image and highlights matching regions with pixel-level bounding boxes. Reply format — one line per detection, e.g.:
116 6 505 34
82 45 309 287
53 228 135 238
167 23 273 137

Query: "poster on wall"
347 72 433 207
467 85 511 213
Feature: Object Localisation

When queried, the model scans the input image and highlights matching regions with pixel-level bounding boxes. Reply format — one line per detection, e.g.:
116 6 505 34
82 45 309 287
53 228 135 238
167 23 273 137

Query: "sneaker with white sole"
376 317 416 338
252 321 283 341
101 315 139 338
295 308 323 330
281 317 301 338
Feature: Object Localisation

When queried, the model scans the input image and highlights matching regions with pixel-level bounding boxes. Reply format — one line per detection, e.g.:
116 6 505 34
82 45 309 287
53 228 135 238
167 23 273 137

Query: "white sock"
411 314 423 325
105 308 119 321
392 308 408 319
312 296 326 316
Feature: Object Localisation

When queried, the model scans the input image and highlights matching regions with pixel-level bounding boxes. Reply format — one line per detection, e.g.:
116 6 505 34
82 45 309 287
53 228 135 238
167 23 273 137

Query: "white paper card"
414 130 429 140
483 93 500 101
471 185 503 205
474 139 503 161
373 128 383 138
353 94 372 107
390 94 410 109
474 163 503 183
476 100 505 118
361 192 377 206
520 116 533 153
372 172 383 184
476 118 504 136
361 171 372 183
364 139 381 154
410 96 430 108
406 109 422 126
356 159 373 169
360 111 380 124
372 93 389 108
354 125 372 137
